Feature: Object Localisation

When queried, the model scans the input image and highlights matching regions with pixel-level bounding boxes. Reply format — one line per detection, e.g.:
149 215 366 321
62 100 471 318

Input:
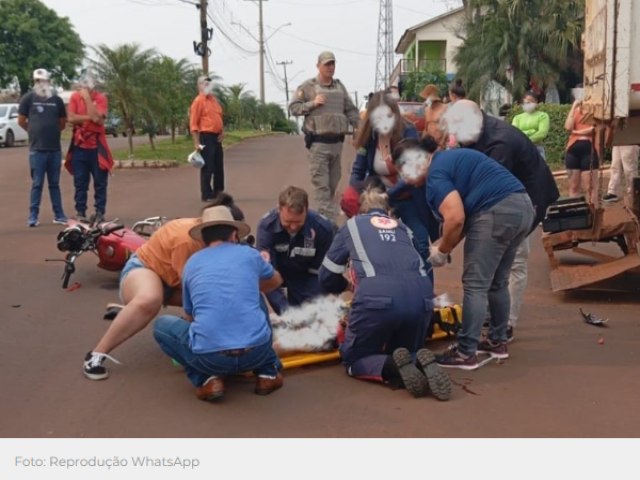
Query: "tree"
400 69 449 102
91 43 157 155
454 0 584 102
146 56 199 144
0 0 84 93
224 83 254 129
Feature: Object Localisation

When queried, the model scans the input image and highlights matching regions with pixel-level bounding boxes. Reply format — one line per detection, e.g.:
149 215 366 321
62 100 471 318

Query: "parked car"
104 114 125 137
398 101 425 133
0 103 28 147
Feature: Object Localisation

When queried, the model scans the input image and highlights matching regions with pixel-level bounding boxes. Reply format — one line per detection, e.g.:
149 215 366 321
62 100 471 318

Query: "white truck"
583 0 640 145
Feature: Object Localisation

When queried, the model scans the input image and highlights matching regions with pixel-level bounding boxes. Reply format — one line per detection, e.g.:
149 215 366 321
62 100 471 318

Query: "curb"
112 132 285 169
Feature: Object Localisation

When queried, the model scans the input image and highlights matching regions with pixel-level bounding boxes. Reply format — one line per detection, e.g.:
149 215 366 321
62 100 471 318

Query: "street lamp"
231 21 291 103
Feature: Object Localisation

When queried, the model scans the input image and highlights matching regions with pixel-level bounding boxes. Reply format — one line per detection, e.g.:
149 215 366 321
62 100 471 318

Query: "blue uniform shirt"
426 148 526 221
256 208 335 312
319 209 430 295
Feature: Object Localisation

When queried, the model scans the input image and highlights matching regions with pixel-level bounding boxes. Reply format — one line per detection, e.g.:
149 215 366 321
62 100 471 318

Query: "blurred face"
279 206 307 235
442 101 483 146
369 104 396 136
317 60 335 80
397 148 429 186
34 79 52 98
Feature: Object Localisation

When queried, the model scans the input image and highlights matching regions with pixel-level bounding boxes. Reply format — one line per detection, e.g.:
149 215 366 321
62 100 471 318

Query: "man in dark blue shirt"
256 186 335 314
18 68 68 227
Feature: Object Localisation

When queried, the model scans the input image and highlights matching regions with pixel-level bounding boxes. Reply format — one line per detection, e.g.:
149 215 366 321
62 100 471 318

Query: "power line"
277 31 375 57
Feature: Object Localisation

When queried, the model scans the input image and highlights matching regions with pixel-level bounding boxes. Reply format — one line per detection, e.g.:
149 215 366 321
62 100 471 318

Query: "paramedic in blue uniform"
318 187 451 400
256 186 335 315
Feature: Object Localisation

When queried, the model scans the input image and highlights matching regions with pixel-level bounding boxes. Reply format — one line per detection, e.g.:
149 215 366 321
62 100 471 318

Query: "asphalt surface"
1 135 639 438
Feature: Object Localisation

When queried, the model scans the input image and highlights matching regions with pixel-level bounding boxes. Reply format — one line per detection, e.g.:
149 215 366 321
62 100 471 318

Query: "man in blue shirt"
256 186 335 314
153 206 284 401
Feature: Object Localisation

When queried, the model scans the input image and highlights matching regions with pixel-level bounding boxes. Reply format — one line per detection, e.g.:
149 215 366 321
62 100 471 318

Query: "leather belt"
219 348 254 357
313 135 345 144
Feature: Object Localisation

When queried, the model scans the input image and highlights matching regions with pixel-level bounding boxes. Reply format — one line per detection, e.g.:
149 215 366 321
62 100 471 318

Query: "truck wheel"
5 130 14 147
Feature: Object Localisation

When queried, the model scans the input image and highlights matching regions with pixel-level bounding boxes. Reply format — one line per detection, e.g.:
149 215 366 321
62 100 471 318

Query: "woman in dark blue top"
343 91 438 263
392 137 534 371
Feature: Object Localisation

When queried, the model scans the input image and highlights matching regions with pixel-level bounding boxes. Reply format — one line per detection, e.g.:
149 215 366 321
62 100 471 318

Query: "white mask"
398 148 429 182
370 105 396 135
522 102 536 113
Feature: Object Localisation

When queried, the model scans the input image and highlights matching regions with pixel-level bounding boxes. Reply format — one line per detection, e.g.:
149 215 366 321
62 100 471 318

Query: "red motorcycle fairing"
96 228 146 271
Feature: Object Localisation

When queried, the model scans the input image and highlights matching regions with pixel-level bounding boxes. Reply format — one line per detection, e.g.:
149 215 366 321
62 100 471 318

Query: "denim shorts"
119 254 172 304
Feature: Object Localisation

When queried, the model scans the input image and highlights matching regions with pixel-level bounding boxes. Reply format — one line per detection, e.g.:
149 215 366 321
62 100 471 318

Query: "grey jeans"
458 193 534 355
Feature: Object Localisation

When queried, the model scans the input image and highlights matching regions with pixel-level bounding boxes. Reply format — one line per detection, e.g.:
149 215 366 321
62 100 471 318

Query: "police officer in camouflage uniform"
289 51 360 222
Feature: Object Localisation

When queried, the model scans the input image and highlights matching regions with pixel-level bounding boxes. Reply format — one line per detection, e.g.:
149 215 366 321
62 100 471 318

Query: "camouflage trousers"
308 141 343 222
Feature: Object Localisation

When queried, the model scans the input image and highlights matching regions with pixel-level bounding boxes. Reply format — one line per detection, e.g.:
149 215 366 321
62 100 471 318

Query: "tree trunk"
148 133 156 151
171 121 176 144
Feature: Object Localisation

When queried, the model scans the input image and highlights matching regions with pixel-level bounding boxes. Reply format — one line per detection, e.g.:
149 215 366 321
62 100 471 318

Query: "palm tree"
454 0 583 102
224 83 254 129
91 43 157 155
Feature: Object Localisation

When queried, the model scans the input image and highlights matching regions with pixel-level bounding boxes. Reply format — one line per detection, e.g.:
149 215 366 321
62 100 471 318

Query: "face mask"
522 102 536 113
398 148 429 183
370 105 396 135
424 98 433 108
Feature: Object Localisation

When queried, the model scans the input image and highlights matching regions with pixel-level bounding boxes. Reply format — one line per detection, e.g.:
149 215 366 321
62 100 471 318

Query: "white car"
0 103 28 147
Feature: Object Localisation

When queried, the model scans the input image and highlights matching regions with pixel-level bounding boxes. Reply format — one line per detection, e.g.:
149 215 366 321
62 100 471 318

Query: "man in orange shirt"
190 75 225 202
66 71 112 223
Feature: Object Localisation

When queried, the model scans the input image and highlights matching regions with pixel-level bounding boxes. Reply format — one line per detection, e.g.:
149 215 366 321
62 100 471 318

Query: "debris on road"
580 308 609 327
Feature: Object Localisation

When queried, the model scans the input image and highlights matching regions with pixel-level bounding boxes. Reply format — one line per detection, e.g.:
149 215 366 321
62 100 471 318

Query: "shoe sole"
83 369 109 381
416 349 452 401
392 348 428 398
477 345 510 360
199 392 224 401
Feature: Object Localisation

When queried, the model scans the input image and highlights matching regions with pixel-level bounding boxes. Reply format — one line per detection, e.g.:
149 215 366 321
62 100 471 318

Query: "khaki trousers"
308 142 343 221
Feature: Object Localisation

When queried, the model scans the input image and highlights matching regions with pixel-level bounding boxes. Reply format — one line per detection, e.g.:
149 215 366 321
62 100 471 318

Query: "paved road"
1 135 639 437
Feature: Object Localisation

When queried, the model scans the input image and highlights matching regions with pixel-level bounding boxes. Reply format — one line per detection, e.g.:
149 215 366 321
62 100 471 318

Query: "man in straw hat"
153 206 284 401
83 195 245 381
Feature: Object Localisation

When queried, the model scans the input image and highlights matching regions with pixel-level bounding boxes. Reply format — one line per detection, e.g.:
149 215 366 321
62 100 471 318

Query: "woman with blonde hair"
319 183 451 400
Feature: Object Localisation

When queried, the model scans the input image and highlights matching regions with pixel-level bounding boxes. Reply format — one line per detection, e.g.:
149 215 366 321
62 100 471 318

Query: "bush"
505 103 572 170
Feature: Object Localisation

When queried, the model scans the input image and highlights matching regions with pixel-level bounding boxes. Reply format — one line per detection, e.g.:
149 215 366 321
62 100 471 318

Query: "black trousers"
199 132 224 199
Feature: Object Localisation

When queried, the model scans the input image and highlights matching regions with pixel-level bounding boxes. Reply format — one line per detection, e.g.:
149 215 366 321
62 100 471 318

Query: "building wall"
413 11 465 74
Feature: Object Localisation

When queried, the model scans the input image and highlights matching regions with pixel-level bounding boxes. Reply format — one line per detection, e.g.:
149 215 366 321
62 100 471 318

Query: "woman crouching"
318 186 451 400
392 137 534 370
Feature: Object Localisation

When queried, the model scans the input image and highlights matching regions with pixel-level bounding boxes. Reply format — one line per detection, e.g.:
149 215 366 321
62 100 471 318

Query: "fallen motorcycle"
47 216 166 288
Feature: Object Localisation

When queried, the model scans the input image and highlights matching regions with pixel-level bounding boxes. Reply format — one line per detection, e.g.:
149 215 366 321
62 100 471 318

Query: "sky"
40 0 462 110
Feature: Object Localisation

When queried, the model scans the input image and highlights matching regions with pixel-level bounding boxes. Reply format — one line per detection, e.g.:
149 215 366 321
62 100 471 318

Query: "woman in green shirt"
512 91 550 159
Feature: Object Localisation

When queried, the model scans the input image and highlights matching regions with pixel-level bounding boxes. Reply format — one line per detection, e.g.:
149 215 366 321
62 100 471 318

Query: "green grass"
111 130 275 162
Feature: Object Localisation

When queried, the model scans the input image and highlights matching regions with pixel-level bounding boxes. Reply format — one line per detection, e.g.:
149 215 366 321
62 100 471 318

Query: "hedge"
504 103 614 171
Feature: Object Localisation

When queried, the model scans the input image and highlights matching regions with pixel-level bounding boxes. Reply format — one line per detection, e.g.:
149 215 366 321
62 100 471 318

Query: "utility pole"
244 0 268 103
193 0 212 75
277 60 292 117
200 0 209 75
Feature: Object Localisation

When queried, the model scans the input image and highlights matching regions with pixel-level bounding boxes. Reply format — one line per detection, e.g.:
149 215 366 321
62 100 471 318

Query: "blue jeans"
29 150 65 220
457 193 534 355
153 315 280 387
71 147 108 215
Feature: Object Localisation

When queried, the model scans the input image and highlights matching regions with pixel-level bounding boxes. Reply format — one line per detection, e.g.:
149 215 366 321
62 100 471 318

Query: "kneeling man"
257 186 335 314
153 206 284 401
